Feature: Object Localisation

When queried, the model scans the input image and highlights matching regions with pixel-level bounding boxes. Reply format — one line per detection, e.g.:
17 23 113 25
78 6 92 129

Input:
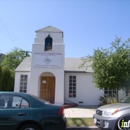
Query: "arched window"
45 35 53 51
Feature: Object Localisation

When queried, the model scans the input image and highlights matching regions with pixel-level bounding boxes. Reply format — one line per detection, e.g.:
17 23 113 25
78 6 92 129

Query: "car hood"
98 103 130 111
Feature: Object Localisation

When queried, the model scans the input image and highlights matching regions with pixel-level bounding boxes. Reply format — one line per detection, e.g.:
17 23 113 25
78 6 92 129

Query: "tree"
81 37 130 101
0 67 14 91
0 53 5 65
0 66 2 89
0 47 30 90
8 69 15 91
1 67 11 91
1 47 30 71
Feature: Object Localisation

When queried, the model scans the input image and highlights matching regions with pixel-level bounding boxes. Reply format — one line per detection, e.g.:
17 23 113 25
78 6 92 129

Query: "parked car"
0 92 66 130
93 95 130 130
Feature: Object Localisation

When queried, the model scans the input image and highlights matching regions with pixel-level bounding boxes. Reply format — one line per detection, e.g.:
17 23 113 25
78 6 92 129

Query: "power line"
0 17 24 47
0 18 17 47
0 18 32 54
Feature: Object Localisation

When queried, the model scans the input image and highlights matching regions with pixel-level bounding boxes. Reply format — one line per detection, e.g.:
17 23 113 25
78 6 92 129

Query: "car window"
30 94 50 104
0 95 29 109
12 96 22 108
21 99 29 108
0 95 11 108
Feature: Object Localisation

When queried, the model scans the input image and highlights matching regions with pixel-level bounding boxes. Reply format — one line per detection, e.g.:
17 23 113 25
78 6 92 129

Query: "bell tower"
29 26 65 105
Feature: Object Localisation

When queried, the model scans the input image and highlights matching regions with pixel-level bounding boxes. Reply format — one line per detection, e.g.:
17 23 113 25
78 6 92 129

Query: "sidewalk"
64 106 98 129
64 106 97 118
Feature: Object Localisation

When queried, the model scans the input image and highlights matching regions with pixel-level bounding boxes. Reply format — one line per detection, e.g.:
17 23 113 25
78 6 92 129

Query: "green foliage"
0 53 5 65
0 67 14 91
81 37 130 91
0 67 13 91
0 47 29 91
1 47 30 71
0 66 2 88
8 69 15 91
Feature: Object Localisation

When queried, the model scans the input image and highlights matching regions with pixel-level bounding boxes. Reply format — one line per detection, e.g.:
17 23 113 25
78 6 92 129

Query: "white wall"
29 69 64 104
35 32 63 45
14 72 30 92
118 89 126 101
29 30 65 105
64 72 104 106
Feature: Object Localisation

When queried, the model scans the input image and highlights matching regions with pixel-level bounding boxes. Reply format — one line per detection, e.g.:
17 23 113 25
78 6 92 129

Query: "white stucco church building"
14 26 126 106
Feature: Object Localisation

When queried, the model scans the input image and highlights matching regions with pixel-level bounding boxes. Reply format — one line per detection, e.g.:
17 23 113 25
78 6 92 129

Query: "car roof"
0 91 26 94
0 92 45 108
0 92 30 98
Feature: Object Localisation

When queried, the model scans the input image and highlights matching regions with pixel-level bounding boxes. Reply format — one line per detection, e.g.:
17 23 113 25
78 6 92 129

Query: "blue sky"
0 0 130 58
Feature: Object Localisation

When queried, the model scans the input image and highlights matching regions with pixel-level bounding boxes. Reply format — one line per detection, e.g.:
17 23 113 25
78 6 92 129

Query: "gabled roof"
64 58 92 72
15 57 31 72
15 57 93 73
35 26 63 33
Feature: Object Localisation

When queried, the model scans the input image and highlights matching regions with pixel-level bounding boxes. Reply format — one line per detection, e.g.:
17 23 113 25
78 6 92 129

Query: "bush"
99 94 117 106
1 67 14 91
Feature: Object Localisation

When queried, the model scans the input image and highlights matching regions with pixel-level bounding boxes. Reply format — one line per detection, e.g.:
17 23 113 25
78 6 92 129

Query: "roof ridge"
35 26 62 33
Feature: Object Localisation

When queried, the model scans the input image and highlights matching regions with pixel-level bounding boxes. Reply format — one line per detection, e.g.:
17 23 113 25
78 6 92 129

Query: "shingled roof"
15 57 93 73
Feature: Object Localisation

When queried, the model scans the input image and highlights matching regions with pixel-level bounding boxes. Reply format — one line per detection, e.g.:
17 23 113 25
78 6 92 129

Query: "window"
0 95 29 108
104 88 116 97
45 36 53 51
12 96 22 108
21 99 29 108
20 75 28 93
69 76 76 97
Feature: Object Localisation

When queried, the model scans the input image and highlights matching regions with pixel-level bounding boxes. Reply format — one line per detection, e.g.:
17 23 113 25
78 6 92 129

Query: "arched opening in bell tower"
45 35 53 51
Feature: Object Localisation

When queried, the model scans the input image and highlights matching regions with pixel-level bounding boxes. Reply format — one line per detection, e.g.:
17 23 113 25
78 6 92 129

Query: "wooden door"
40 76 55 103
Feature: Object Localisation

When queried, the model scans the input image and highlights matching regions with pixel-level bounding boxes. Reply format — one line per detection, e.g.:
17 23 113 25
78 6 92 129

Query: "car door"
0 94 30 130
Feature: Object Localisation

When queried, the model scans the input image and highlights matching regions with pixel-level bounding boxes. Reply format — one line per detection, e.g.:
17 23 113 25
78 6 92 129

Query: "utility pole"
22 51 32 56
